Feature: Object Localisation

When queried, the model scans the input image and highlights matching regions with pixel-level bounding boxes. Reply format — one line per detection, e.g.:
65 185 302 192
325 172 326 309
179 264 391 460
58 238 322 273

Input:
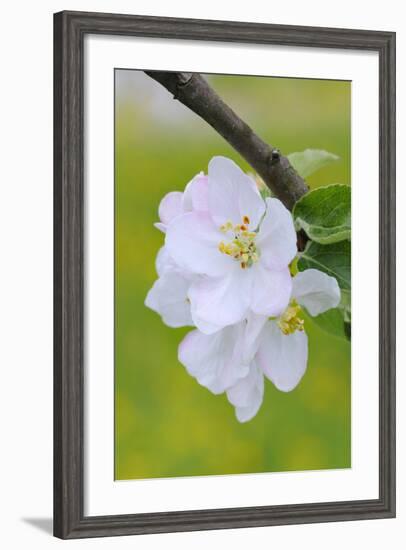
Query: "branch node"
270 148 281 165
177 73 194 88
173 73 194 99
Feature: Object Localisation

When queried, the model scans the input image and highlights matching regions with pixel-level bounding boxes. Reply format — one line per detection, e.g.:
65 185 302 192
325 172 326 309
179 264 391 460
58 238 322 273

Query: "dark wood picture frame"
54 10 396 539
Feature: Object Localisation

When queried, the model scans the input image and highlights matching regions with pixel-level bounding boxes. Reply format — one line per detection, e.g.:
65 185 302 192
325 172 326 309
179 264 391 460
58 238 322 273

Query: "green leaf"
299 242 351 341
298 240 351 291
305 288 351 341
340 289 351 323
288 149 339 178
306 307 348 341
293 184 351 244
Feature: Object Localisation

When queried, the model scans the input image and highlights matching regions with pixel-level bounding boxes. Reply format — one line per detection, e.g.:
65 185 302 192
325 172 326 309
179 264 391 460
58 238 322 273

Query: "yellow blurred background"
115 70 351 480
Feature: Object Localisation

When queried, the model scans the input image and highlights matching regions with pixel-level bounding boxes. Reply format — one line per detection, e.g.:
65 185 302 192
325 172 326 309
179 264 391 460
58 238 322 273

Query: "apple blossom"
145 156 343 424
177 268 340 422
166 156 297 333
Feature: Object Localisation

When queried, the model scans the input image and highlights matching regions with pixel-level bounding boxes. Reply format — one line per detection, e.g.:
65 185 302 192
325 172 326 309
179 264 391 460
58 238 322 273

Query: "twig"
144 71 308 210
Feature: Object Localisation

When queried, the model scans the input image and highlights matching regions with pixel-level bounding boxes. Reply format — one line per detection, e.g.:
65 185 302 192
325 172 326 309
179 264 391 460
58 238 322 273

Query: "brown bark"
145 71 308 210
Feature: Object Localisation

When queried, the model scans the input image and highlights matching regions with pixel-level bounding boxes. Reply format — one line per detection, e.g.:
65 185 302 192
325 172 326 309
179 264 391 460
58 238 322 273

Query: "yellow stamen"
220 221 233 233
278 300 305 335
218 215 260 269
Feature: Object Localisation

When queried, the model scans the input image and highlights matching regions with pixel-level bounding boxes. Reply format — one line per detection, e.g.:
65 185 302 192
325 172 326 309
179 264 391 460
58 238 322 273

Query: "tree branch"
144 71 308 210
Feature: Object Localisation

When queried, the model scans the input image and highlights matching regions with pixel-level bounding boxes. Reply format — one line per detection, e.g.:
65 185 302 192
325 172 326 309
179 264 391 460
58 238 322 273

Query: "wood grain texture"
53 10 396 539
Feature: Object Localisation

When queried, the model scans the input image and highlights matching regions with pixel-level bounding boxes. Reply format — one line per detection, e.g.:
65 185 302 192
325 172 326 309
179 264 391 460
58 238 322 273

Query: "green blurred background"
115 70 351 480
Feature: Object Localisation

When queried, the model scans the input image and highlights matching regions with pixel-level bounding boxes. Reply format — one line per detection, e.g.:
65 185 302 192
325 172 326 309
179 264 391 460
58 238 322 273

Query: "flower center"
218 216 259 269
277 300 305 335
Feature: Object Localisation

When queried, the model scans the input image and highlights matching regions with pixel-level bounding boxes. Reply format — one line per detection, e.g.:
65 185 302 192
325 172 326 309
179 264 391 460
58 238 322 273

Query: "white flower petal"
145 271 193 328
182 173 209 212
242 312 268 365
257 321 308 392
257 198 297 270
234 405 259 423
189 268 253 333
178 324 248 394
144 281 160 312
208 157 244 226
227 360 264 422
292 269 341 316
158 191 184 225
250 264 292 317
155 246 178 276
165 211 230 277
237 174 266 230
208 156 265 228
186 313 224 336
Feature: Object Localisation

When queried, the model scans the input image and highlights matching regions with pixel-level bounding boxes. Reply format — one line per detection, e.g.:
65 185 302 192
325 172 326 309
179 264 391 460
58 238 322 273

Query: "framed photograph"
54 10 396 539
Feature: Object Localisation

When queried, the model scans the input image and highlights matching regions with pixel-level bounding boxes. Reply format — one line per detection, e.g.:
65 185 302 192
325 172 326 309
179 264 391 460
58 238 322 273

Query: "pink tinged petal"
292 269 341 316
145 271 193 328
154 222 167 233
158 191 184 225
182 173 209 212
257 321 308 392
227 360 264 422
165 211 230 277
250 264 292 317
208 156 265 227
257 198 297 270
178 324 249 395
188 267 254 334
